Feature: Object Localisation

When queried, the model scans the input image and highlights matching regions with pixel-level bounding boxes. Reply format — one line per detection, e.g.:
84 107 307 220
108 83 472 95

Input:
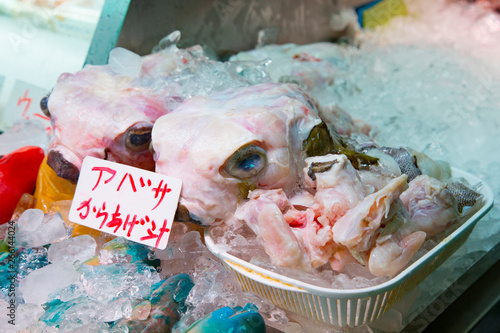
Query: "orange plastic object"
47 200 74 226
82 256 101 266
11 193 36 221
72 224 107 239
0 146 45 224
34 158 112 240
34 156 76 213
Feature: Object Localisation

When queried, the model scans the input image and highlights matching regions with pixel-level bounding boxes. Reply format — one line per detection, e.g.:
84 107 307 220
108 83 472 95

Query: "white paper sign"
3 79 51 133
69 157 182 250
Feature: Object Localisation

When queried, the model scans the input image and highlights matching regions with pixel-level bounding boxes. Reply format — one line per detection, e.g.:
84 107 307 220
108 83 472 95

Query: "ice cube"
16 303 45 331
55 298 113 329
79 263 160 303
152 30 181 53
100 298 133 322
43 296 128 329
16 211 70 248
229 234 250 247
48 235 97 265
17 208 44 231
330 273 356 289
237 292 289 326
177 256 244 330
98 237 150 265
0 299 16 333
38 212 70 243
345 263 376 279
17 247 50 281
20 262 79 304
155 229 213 277
179 230 205 254
108 47 142 77
209 226 225 238
40 296 87 327
26 321 58 333
99 237 129 263
56 282 86 302
153 54 269 102
60 322 110 332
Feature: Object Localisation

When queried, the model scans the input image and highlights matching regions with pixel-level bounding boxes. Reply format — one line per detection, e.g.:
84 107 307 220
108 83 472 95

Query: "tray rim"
204 167 495 298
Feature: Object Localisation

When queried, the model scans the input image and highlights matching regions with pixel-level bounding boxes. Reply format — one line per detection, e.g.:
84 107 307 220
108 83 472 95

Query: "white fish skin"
236 158 427 277
235 189 311 270
48 65 171 174
332 174 427 276
46 44 221 180
332 175 408 264
367 200 426 277
152 83 323 225
303 154 366 223
235 154 367 271
400 175 460 236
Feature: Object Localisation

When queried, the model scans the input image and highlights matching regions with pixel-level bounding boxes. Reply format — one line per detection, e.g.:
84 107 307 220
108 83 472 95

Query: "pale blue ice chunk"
19 262 79 304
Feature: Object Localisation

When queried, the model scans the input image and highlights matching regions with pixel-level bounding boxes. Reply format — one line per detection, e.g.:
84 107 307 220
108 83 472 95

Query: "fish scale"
446 182 482 213
380 147 422 182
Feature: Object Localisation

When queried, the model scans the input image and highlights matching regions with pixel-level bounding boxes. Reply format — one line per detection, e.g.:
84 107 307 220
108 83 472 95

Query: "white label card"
3 80 51 133
69 157 182 250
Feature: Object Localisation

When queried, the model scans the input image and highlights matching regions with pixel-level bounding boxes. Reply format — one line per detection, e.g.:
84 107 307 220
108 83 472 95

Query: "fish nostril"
46 150 80 184
104 148 110 160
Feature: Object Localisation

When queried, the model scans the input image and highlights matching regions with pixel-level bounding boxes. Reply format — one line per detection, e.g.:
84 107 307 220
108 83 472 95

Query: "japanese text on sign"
69 157 182 250
4 80 51 134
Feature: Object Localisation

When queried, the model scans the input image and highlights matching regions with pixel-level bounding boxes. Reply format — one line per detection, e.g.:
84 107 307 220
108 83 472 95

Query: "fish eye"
224 144 267 179
124 123 153 151
40 95 50 117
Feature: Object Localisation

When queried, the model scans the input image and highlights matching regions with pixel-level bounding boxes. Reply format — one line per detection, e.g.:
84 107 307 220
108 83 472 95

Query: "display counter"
0 0 498 332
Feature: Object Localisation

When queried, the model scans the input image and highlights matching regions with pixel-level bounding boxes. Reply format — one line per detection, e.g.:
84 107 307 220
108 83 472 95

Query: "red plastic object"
0 146 45 224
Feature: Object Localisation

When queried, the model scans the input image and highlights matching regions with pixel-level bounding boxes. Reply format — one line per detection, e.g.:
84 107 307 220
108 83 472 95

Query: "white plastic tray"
205 168 494 327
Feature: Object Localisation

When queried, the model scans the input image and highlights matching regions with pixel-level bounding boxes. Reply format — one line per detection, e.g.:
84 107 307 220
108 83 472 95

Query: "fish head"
152 83 335 225
46 65 170 183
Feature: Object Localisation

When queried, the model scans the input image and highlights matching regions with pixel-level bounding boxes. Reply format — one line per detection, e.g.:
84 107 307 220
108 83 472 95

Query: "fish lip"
47 150 80 184
174 203 203 225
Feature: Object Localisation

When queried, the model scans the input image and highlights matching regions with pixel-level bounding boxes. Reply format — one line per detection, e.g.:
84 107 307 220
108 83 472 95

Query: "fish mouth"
47 150 80 184
174 203 203 225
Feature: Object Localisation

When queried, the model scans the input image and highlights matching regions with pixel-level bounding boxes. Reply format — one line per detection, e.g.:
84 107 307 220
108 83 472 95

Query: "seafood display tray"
204 167 494 328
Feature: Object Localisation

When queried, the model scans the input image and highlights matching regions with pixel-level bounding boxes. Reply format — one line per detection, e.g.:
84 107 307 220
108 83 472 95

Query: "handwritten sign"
2 80 51 134
69 157 182 250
